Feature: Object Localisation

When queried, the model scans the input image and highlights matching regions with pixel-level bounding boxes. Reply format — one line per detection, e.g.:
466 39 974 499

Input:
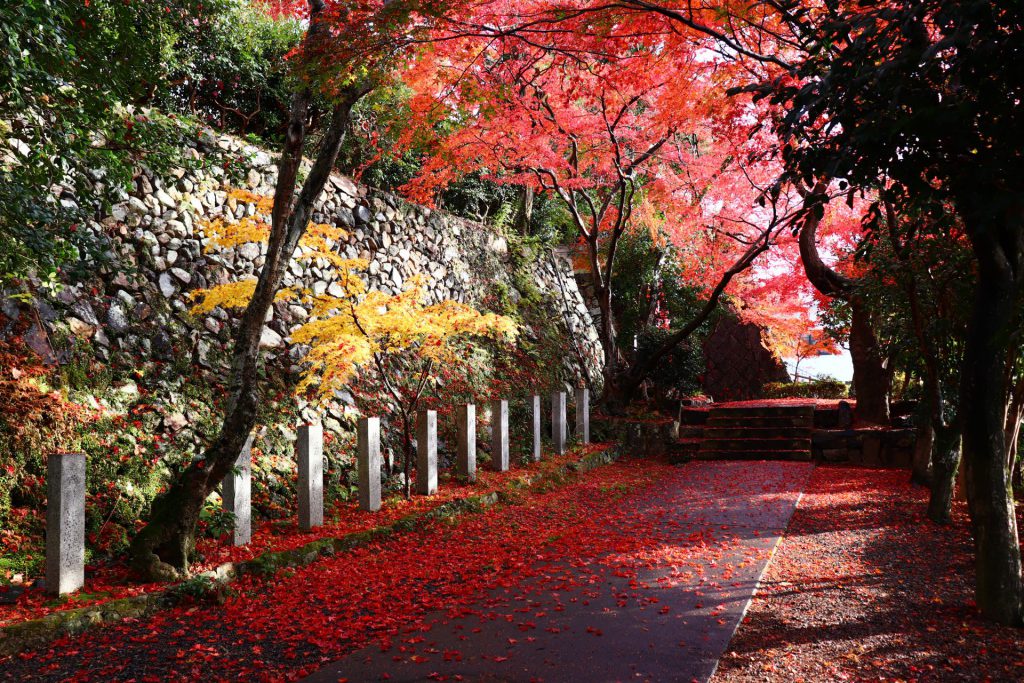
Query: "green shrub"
763 379 849 399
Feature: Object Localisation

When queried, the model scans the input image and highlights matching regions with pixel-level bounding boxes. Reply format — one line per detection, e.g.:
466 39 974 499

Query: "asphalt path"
305 460 813 683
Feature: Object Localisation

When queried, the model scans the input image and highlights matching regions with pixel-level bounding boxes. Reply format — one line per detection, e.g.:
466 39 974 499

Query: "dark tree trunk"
798 185 889 424
517 185 534 235
591 265 630 413
912 418 934 487
928 425 961 524
958 193 1024 625
849 298 891 424
129 62 367 578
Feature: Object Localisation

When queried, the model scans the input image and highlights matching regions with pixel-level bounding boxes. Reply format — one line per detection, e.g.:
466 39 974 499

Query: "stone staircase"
679 404 813 462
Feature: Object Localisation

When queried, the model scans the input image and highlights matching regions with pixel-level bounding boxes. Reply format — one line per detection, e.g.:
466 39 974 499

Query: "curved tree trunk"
129 75 367 578
798 186 889 425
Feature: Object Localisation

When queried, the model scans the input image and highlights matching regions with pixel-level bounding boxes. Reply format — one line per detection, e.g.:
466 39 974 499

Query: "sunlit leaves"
188 188 516 399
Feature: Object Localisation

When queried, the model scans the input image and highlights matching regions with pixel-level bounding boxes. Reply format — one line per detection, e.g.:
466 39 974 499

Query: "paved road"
306 460 813 683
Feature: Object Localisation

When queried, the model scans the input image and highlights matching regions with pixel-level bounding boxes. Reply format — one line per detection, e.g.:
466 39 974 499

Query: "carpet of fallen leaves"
713 399 852 409
714 465 1024 682
1 457 812 681
0 447 598 628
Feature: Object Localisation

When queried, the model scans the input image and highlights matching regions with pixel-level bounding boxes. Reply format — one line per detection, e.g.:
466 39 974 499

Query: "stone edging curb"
0 444 621 658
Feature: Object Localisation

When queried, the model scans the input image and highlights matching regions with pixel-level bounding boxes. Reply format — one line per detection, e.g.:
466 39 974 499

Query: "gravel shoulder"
714 465 1024 682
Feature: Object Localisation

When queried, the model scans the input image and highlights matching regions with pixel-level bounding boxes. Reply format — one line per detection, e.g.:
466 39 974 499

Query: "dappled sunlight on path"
714 466 1024 682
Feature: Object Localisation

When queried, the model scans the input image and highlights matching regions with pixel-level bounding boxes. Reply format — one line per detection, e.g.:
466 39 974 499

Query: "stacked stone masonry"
2 132 602 439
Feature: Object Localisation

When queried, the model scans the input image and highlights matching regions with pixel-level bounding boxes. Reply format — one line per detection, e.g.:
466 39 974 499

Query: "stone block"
575 387 590 444
223 434 253 546
552 391 567 455
46 453 86 595
863 434 883 466
491 399 509 471
531 394 542 462
298 423 324 530
416 410 438 495
358 417 382 512
457 404 476 482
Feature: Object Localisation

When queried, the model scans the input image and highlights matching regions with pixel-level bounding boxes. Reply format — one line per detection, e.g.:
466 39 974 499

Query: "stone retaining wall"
3 131 603 430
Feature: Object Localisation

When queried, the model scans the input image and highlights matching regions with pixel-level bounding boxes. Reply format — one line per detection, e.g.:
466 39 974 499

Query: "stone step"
678 408 710 426
699 437 811 452
678 426 705 439
706 415 814 429
695 449 813 462
709 405 815 418
702 426 810 439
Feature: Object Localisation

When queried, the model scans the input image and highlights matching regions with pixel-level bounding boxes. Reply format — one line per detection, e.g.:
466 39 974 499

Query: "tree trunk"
129 77 366 578
517 185 534 235
958 198 1024 625
1005 375 1024 477
402 415 412 499
848 300 891 424
912 418 934 487
798 186 890 424
928 425 961 524
593 276 629 412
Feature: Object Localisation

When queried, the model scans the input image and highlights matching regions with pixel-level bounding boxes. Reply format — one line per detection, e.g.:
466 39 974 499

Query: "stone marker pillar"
46 453 85 595
416 410 438 495
223 434 253 546
575 387 590 444
531 394 542 462
358 417 382 512
491 399 509 471
457 403 476 483
552 391 567 455
298 423 324 530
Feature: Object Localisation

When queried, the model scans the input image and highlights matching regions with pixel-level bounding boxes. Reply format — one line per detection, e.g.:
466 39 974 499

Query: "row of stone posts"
43 389 589 595
350 389 588 513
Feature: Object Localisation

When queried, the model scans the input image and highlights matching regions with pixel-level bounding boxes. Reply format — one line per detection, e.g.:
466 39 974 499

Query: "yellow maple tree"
190 187 517 495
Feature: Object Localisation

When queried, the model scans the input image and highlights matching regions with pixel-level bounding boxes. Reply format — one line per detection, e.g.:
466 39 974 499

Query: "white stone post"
46 453 85 595
457 403 476 483
416 410 438 495
491 399 509 471
223 434 253 546
575 387 590 444
358 417 382 512
298 423 324 530
531 394 542 462
552 391 567 455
